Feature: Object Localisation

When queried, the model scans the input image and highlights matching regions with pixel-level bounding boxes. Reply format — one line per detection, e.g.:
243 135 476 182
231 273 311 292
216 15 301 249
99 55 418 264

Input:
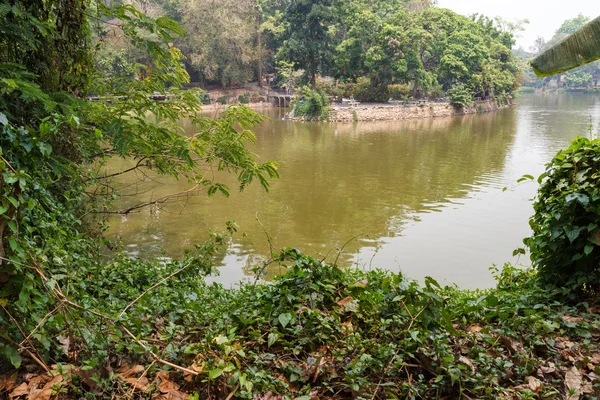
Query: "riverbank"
326 99 513 123
200 101 274 113
3 256 600 399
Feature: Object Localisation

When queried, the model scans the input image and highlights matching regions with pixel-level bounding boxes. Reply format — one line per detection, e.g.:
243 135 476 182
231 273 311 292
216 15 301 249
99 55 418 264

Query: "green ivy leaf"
208 368 223 380
278 313 293 328
565 227 580 243
267 332 280 348
565 193 589 206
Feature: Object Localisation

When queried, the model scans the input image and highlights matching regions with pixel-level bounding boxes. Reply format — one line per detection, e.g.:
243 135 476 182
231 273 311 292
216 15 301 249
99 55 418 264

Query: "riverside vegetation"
2 1 600 400
98 0 521 118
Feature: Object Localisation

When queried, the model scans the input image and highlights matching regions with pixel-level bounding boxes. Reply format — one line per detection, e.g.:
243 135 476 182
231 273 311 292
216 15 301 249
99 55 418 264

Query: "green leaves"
278 312 294 328
267 332 280 348
565 193 589 206
525 136 600 288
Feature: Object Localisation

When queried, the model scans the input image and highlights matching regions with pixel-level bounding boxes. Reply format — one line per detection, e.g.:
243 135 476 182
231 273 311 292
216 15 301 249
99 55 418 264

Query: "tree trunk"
255 4 263 88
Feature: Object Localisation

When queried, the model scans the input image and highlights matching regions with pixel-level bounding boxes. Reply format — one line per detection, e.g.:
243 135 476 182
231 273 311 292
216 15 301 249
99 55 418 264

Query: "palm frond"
530 16 600 77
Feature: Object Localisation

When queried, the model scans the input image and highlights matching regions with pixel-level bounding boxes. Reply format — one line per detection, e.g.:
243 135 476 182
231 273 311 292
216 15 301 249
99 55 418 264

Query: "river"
104 93 600 289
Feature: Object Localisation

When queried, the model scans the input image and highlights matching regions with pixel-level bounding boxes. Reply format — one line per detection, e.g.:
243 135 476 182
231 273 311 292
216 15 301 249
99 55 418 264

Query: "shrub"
352 77 389 103
198 92 211 104
428 84 444 98
292 86 330 120
216 95 229 105
238 92 250 104
525 137 600 290
447 83 474 108
388 84 411 100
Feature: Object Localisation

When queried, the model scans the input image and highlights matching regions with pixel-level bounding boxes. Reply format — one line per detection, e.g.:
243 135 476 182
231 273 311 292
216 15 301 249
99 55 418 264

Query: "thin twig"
334 234 362 267
84 157 147 183
20 301 65 346
254 212 277 285
224 384 240 400
127 359 157 398
99 183 202 214
0 303 50 372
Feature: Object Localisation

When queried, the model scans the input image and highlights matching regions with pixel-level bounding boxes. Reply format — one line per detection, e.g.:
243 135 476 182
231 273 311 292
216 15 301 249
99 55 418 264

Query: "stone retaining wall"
325 100 511 123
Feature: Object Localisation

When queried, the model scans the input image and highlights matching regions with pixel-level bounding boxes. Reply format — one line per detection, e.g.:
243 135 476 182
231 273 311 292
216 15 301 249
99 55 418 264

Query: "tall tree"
179 0 256 87
277 0 336 86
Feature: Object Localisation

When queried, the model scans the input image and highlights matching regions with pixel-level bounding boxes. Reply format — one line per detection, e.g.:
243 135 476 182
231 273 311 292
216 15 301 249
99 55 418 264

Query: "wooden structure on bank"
267 89 294 107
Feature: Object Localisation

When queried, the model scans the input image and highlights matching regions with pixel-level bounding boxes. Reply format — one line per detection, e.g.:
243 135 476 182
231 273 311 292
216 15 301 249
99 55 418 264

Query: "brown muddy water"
104 94 600 289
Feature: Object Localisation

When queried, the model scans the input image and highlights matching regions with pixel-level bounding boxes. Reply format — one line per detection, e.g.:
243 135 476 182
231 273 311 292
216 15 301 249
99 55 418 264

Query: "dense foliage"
447 83 474 108
98 0 520 104
0 0 277 376
291 86 330 121
526 137 600 291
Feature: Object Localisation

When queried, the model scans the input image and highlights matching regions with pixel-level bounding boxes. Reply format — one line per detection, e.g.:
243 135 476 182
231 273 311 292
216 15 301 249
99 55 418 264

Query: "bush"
428 84 444 98
352 77 389 103
238 92 250 104
388 84 411 100
292 86 330 120
447 83 474 108
198 92 211 104
525 137 600 290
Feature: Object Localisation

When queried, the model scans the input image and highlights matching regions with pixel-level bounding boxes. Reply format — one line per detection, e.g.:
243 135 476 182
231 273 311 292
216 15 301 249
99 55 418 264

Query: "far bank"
292 99 515 123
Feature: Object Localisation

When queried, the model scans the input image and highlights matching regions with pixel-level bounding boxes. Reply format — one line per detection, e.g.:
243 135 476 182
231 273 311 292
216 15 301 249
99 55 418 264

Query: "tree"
277 0 336 86
179 0 256 86
530 36 546 55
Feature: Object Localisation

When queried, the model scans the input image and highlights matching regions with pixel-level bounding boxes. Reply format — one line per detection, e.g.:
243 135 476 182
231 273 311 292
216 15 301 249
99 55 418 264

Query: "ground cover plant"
4 248 600 399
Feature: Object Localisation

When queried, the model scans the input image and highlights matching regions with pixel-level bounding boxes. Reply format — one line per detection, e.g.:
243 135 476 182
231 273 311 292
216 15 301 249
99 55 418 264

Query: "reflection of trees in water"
105 108 519 280
241 110 519 278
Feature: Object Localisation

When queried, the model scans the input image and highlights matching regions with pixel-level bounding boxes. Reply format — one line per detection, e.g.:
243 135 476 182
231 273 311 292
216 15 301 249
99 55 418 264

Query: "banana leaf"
530 15 600 77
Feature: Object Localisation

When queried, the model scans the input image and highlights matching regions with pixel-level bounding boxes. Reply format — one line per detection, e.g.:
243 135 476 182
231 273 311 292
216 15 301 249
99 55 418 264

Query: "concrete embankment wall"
326 100 511 123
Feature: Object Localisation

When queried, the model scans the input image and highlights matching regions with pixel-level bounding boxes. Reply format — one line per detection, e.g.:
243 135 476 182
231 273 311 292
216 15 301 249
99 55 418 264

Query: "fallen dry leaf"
468 325 482 333
122 376 151 393
336 296 353 307
118 364 145 379
458 356 475 372
528 376 542 393
565 366 583 400
539 364 556 375
9 382 28 399
563 315 583 324
341 320 354 334
589 354 600 364
0 373 18 392
499 336 526 355
29 374 64 400
582 381 594 394
152 391 189 400
158 376 180 393
57 335 70 356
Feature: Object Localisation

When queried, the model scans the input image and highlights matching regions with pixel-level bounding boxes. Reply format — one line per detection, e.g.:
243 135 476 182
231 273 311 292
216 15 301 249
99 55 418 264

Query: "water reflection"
105 94 600 288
